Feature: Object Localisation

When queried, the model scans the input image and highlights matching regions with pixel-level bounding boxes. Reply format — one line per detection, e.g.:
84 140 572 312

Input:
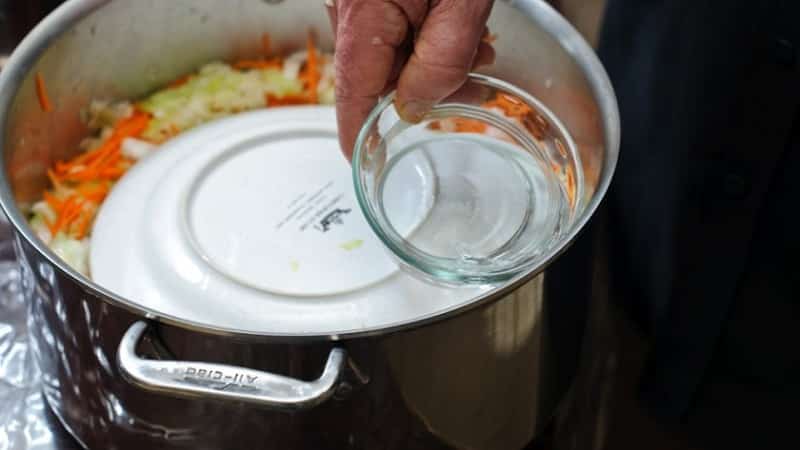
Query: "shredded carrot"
55 161 73 173
47 169 62 190
522 113 547 140
74 213 92 239
60 200 85 237
168 75 192 89
78 191 107 204
453 118 488 133
43 191 63 213
485 93 531 118
426 92 548 138
35 73 53 113
265 92 313 106
115 111 151 136
61 146 101 167
426 118 487 133
233 59 283 71
232 33 279 71
262 33 272 56
56 111 150 182
565 166 576 207
60 140 118 181
89 151 122 177
97 166 126 179
555 138 568 158
49 196 78 236
76 183 109 203
300 32 320 103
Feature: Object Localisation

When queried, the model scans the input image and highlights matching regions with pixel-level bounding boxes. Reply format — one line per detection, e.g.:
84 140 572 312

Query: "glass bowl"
352 73 584 285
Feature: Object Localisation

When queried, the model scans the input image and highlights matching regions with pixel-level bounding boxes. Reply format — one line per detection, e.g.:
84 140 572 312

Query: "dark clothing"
597 0 800 447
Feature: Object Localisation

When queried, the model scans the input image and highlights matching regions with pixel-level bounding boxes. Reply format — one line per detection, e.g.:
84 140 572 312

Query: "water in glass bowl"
376 126 578 282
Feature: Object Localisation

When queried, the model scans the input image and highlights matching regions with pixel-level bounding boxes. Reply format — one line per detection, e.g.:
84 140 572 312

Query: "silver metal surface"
0 18 78 446
0 217 79 450
0 243 52 450
118 321 347 410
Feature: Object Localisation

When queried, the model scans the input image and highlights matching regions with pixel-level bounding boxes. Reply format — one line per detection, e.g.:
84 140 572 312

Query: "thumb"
395 0 494 122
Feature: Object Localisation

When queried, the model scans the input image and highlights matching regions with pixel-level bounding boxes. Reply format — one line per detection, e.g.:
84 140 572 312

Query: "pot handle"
117 321 346 410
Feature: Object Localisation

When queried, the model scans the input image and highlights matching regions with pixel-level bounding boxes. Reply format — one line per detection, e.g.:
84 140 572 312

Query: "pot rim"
0 0 619 342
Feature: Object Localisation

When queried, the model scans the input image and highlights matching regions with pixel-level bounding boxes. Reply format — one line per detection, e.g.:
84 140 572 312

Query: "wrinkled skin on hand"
327 0 495 158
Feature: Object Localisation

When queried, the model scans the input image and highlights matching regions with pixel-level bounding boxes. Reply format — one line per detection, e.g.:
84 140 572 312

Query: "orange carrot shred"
47 169 62 189
43 191 63 213
98 166 126 179
565 166 576 206
81 191 107 203
168 75 192 89
57 111 150 181
60 199 85 237
262 33 272 57
49 196 77 236
300 32 320 104
55 161 73 173
58 147 100 169
233 59 283 71
74 213 92 239
265 93 312 106
77 183 109 203
35 73 53 112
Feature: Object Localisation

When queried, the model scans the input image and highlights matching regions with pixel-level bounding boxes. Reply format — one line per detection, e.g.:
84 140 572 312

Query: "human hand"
327 0 496 158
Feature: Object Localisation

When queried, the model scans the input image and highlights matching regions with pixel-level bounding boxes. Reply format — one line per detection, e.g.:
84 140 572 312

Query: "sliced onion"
282 50 307 80
121 137 157 160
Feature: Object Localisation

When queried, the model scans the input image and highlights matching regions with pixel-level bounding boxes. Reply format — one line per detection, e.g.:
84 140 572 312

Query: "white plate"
90 107 490 335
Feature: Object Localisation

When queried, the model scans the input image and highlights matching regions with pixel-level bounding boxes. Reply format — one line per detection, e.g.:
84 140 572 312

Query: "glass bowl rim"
351 72 582 285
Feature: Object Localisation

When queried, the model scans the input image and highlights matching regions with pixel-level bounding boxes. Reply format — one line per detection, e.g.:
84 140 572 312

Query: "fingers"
395 0 495 122
331 0 495 158
440 81 491 105
333 1 412 158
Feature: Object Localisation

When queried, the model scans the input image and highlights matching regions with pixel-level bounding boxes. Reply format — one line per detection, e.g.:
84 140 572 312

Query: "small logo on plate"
314 208 352 232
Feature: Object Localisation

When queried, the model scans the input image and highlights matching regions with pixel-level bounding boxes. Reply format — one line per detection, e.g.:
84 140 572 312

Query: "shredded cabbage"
139 62 305 142
50 234 90 276
29 211 53 245
29 201 90 275
121 137 157 161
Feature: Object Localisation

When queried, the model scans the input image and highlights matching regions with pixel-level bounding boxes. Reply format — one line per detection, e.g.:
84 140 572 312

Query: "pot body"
17 230 589 450
1 0 618 448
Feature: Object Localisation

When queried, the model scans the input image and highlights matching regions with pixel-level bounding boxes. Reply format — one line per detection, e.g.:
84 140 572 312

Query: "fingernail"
398 100 432 123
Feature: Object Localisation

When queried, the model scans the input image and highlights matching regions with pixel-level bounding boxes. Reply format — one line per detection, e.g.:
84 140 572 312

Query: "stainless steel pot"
0 1 619 448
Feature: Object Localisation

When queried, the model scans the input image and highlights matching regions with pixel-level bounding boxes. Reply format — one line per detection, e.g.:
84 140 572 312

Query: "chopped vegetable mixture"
29 34 334 276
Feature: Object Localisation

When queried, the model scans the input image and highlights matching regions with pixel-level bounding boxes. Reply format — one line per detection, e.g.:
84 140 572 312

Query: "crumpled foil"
0 214 75 450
